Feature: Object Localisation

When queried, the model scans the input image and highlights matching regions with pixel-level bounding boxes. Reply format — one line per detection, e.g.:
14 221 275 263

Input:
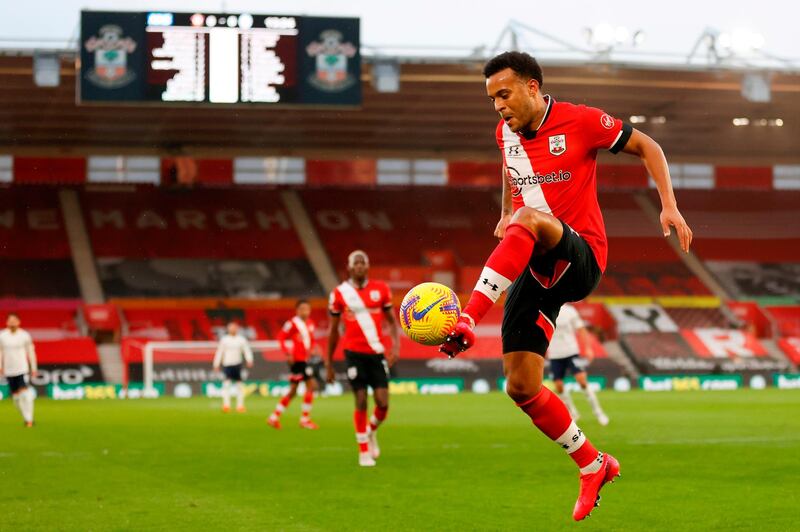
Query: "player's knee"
511 207 546 234
505 374 542 404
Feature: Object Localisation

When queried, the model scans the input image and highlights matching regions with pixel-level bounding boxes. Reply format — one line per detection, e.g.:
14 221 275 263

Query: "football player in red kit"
268 299 319 430
326 251 399 467
440 51 692 520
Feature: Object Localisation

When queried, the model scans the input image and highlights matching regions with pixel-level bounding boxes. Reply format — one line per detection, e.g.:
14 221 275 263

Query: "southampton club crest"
306 29 357 92
84 24 137 89
548 134 567 156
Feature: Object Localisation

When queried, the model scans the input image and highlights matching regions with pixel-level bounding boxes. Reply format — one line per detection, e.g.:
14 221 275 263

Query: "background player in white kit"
547 304 609 426
0 313 38 427
212 322 253 413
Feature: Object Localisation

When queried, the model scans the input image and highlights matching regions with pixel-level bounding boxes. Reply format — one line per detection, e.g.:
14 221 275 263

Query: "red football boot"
299 419 319 430
572 453 620 521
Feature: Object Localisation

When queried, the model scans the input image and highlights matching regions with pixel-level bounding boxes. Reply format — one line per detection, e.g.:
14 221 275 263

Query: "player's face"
486 68 538 133
348 256 369 281
6 315 20 330
227 323 239 335
297 303 311 320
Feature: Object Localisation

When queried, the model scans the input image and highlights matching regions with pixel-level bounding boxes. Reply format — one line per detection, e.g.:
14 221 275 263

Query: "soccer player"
325 250 399 467
440 51 692 520
212 321 253 413
268 299 320 430
547 304 609 426
0 313 38 427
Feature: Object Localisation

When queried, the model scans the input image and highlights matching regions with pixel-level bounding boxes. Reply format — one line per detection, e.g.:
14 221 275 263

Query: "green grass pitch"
2 389 799 530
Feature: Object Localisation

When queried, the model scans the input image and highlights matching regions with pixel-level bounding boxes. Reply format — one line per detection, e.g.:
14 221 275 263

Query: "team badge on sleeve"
549 134 567 156
600 114 615 129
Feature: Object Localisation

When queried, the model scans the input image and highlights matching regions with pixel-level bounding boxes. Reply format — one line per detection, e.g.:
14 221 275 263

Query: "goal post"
143 340 282 394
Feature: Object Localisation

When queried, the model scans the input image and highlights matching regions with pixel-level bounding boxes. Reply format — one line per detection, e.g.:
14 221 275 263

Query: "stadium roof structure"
0 53 798 165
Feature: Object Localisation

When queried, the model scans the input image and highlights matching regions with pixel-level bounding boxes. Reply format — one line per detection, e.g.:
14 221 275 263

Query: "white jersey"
547 305 584 360
0 328 37 377
213 334 253 367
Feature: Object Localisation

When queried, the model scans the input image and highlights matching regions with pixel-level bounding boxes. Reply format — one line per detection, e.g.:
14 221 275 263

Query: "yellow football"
399 282 461 346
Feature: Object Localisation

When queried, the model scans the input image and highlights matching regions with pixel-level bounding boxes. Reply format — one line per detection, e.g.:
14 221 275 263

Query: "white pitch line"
630 435 800 445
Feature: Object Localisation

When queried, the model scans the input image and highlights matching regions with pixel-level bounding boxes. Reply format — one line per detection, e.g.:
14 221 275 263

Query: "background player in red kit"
326 250 399 467
440 52 693 520
268 299 319 430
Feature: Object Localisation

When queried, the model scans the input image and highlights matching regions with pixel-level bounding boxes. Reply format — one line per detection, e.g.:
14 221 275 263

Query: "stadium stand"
663 307 733 329
596 192 710 296
765 306 800 338
80 188 322 298
0 187 80 297
664 190 800 299
300 188 500 291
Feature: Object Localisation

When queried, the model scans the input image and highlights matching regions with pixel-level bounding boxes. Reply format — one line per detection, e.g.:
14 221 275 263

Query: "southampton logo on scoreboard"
306 29 357 92
83 24 137 89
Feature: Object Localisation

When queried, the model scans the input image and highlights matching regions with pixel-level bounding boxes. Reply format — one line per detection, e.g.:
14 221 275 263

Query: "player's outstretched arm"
622 129 693 252
325 315 341 383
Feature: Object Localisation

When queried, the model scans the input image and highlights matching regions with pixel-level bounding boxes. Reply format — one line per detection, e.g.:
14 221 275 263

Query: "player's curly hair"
483 51 543 87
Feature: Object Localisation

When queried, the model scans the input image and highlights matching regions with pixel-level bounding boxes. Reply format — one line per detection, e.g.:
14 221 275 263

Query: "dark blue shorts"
550 355 588 381
6 374 28 395
222 364 243 382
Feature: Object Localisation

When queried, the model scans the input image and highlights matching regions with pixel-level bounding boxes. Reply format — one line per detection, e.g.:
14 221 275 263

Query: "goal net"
130 340 302 396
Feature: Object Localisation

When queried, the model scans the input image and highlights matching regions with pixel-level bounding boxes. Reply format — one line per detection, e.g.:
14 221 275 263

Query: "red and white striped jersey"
277 317 317 362
497 95 631 272
329 279 392 355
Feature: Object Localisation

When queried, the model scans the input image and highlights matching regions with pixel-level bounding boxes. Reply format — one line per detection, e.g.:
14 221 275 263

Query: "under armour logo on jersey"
482 278 499 291
507 145 520 156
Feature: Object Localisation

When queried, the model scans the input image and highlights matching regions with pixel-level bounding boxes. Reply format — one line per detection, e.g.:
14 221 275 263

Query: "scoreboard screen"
79 11 360 106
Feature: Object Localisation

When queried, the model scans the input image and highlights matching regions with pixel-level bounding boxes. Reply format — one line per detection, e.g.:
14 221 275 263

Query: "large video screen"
79 11 361 106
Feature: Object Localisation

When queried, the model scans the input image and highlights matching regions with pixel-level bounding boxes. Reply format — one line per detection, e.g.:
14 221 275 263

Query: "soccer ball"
399 282 461 346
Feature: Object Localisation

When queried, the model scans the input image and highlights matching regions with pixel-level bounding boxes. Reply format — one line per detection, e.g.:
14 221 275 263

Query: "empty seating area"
620 329 787 376
81 188 305 259
664 190 800 263
598 192 710 296
80 188 321 298
300 188 500 287
0 187 80 297
663 307 734 329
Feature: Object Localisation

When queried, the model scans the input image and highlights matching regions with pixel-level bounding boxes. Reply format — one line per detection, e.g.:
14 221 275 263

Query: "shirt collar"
520 94 554 140
349 278 368 289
